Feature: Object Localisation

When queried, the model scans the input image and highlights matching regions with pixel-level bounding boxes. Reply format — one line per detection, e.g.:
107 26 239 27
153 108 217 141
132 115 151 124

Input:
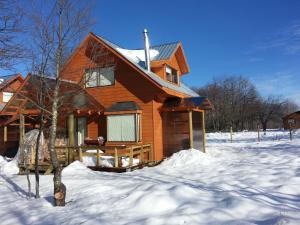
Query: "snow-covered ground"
0 130 300 225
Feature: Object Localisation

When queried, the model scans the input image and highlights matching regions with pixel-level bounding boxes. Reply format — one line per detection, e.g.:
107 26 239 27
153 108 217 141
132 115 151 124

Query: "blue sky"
92 0 300 105
2 0 300 106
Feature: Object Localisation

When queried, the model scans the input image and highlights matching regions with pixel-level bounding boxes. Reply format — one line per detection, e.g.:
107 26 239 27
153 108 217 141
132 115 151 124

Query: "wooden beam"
189 111 194 149
67 114 75 146
4 126 7 142
202 111 206 153
67 114 75 162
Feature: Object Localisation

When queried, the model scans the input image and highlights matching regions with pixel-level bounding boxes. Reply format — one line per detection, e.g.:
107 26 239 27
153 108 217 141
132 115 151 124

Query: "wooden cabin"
283 111 300 130
0 74 24 156
0 31 212 163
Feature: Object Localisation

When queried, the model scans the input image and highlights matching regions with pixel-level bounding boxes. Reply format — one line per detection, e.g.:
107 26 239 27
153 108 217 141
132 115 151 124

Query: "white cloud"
251 71 300 106
254 20 300 54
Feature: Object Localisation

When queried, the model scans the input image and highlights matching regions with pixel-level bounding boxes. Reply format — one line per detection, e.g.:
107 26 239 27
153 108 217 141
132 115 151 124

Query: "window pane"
107 116 122 141
100 67 114 86
173 73 178 84
3 92 13 103
121 115 135 141
85 69 98 87
107 114 137 141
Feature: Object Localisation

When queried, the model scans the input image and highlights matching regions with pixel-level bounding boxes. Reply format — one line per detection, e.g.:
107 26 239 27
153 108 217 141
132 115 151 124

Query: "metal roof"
0 74 19 87
163 97 213 110
138 42 179 61
96 35 199 97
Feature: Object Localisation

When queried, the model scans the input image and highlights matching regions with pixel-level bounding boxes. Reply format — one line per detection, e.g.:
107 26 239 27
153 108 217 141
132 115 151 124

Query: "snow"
0 157 19 175
116 47 159 64
82 155 140 167
0 130 300 225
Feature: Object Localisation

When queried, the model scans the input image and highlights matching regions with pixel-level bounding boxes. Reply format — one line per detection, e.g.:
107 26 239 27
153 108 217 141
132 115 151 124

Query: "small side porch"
161 97 213 157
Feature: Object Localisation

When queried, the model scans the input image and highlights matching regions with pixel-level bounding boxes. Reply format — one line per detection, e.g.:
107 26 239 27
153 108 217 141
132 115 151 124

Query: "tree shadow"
0 174 33 198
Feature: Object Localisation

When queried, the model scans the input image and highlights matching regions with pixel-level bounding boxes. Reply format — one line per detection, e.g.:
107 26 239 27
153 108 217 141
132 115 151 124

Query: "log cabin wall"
283 113 300 129
0 78 23 105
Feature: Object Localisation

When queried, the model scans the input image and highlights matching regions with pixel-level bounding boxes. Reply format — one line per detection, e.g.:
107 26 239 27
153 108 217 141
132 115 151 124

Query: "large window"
166 65 179 84
3 92 13 103
85 66 115 88
107 114 141 142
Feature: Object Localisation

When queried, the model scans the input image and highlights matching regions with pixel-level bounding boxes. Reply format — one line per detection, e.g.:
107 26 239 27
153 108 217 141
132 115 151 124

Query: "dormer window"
166 65 179 84
85 66 115 88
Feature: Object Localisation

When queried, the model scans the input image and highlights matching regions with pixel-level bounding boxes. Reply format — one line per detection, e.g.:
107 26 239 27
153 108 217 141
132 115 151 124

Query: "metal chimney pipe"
143 29 151 72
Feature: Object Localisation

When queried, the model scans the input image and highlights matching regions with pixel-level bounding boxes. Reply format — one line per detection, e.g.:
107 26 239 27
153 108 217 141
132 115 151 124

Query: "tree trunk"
34 111 44 199
48 83 66 206
48 4 66 206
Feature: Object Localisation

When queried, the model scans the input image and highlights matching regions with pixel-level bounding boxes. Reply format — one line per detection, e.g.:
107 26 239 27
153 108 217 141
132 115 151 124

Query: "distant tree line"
195 76 299 132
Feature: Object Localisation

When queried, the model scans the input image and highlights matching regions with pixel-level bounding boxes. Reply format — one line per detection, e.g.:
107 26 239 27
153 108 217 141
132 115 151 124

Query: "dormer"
149 42 190 86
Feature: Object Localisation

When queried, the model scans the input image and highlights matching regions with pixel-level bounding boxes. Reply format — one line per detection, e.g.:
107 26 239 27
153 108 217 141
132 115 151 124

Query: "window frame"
2 92 13 103
165 65 179 85
85 66 115 88
106 113 142 143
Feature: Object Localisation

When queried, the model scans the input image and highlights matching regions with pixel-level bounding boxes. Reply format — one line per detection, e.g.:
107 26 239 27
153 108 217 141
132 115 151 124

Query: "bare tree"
257 96 284 132
196 76 259 132
26 0 95 206
0 0 25 69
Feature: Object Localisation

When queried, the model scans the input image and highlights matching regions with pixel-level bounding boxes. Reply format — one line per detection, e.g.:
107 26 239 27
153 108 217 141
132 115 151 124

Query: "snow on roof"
96 35 199 97
116 48 159 64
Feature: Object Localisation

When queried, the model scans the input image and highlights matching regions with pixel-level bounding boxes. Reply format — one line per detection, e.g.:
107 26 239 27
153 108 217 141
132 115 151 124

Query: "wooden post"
289 129 292 141
149 143 153 162
129 147 133 166
140 145 144 164
4 126 7 143
201 111 206 153
67 114 75 162
79 147 83 162
19 114 25 163
188 111 194 149
230 126 233 143
96 149 100 167
257 124 260 142
114 147 118 167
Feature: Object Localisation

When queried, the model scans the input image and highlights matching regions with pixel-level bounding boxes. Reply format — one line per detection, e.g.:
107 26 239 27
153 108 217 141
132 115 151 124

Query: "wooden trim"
104 110 142 115
106 141 143 145
188 111 194 149
161 107 204 112
202 111 206 153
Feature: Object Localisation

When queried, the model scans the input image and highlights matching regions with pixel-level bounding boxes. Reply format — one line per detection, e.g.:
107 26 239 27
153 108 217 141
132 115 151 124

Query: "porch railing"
54 143 153 168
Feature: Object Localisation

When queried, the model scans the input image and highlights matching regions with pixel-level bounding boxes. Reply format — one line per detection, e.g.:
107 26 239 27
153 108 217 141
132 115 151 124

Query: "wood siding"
162 111 190 157
61 39 166 160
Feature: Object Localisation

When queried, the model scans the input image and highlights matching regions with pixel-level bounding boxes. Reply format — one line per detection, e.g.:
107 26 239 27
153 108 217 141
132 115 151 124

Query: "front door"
77 117 87 146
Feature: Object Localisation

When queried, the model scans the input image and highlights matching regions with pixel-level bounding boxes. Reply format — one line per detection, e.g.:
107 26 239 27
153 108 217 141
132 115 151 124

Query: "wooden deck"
18 143 154 174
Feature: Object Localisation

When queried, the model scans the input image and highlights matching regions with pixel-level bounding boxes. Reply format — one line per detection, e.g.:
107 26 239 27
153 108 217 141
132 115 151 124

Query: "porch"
161 97 212 157
18 143 154 174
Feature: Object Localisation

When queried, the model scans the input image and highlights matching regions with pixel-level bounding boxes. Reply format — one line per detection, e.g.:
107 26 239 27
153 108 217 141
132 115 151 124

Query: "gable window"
3 92 13 103
107 114 141 142
85 66 115 88
166 65 179 84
